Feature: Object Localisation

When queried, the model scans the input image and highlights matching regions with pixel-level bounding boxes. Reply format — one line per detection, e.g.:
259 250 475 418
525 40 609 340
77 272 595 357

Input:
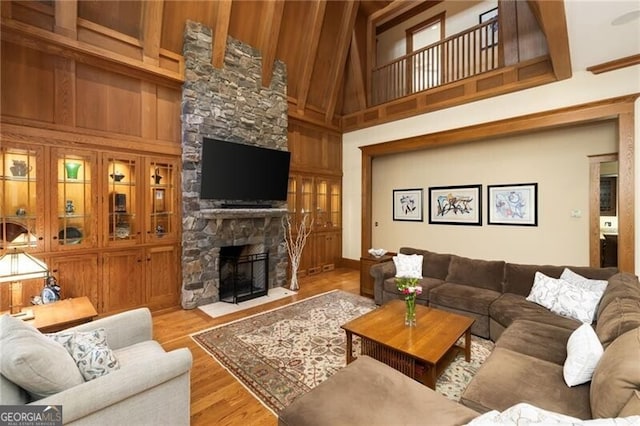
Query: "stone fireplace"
180 21 289 309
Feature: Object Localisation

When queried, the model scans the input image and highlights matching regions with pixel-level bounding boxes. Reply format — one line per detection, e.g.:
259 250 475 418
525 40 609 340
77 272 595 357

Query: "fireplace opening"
219 244 268 303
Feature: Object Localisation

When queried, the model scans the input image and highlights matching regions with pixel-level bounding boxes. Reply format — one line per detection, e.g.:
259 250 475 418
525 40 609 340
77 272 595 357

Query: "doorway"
589 154 618 268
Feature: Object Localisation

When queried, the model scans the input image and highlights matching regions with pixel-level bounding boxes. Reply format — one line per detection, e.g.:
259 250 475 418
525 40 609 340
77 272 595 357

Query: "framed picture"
487 183 538 226
154 188 166 212
429 185 482 226
479 7 498 49
393 189 423 221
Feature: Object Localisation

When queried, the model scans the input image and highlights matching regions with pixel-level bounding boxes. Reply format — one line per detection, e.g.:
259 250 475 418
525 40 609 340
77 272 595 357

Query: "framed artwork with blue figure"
487 183 538 226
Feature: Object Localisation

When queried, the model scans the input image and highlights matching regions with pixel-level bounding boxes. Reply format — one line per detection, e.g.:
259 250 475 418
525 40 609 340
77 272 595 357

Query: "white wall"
371 122 616 265
342 67 640 271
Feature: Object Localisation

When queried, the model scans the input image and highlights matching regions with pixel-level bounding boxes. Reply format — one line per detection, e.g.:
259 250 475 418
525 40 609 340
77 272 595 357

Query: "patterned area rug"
191 290 494 414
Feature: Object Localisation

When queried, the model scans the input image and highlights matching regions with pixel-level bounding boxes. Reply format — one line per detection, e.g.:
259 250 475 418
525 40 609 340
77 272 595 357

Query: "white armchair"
0 308 192 425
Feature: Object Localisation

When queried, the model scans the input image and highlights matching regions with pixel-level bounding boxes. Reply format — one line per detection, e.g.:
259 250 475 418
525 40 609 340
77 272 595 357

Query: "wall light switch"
571 209 582 218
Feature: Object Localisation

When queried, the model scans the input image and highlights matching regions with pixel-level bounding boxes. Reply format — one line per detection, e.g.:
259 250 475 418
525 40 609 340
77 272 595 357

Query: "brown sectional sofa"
278 248 640 425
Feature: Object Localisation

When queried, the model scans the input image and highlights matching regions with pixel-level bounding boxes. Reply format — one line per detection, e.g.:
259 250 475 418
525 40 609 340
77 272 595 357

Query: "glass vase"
405 295 417 327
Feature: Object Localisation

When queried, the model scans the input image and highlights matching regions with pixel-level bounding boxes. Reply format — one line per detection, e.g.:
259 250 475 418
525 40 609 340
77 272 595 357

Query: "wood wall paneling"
10 0 54 31
77 19 143 61
77 0 141 40
75 63 142 136
160 1 218 54
156 85 181 143
1 42 55 123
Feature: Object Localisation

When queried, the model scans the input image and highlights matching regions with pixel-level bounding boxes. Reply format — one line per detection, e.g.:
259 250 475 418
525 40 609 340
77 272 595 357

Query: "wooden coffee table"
341 299 474 389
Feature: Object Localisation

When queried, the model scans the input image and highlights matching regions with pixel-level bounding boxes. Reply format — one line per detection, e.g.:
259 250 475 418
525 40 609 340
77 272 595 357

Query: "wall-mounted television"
200 138 291 206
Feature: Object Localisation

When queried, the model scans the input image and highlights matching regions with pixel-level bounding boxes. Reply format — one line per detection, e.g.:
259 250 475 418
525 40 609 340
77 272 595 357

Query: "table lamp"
0 249 49 317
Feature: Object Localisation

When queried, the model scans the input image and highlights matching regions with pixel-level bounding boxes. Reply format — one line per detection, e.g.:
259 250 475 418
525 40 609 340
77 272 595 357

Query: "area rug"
191 290 494 414
198 287 295 319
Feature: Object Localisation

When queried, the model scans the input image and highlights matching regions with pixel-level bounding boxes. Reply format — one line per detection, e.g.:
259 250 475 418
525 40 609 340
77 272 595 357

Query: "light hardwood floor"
153 268 362 426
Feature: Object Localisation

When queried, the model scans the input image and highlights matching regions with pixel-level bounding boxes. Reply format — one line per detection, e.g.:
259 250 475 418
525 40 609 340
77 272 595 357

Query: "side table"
20 297 98 333
360 253 395 298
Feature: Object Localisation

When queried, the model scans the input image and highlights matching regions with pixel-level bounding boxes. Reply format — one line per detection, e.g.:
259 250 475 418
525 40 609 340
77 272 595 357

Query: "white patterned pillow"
48 328 120 381
550 282 604 324
564 323 603 386
526 272 565 310
560 268 608 321
393 253 423 279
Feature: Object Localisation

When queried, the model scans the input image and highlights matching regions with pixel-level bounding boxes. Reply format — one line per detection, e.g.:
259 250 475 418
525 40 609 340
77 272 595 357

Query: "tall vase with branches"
282 212 313 291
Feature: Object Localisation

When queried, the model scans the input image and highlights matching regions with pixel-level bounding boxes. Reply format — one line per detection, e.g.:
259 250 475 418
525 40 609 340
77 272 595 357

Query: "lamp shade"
0 250 49 283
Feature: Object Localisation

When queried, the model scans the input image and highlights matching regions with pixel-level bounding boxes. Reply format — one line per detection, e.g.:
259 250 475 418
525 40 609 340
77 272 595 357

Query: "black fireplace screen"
219 248 268 303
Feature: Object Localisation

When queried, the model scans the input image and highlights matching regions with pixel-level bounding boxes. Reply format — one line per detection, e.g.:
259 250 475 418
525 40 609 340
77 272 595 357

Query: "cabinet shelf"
1 176 36 182
57 179 90 184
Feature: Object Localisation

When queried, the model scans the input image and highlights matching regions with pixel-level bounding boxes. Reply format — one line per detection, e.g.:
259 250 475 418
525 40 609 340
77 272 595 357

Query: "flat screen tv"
200 138 291 205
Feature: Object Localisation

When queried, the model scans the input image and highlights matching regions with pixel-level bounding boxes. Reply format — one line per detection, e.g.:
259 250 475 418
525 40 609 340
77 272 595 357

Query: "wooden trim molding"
360 94 638 271
587 54 640 75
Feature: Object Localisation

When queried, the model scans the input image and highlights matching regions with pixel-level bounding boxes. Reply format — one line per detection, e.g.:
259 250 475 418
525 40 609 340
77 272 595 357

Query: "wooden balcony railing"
371 17 499 106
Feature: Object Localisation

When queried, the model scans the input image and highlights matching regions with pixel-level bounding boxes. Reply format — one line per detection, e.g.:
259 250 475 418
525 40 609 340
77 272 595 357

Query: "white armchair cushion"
563 324 603 386
0 314 84 399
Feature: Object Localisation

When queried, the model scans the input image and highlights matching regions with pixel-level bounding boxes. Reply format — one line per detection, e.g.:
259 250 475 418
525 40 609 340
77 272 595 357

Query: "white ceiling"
564 0 640 71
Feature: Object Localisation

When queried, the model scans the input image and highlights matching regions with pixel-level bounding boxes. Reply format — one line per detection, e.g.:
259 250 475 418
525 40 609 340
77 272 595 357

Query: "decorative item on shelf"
152 168 163 184
65 200 75 215
155 224 165 235
282 212 314 291
1 222 29 248
58 227 83 245
15 207 26 217
111 193 127 213
110 171 125 182
41 275 61 304
0 248 49 317
368 248 388 258
10 160 32 177
64 162 81 179
115 222 130 239
395 277 422 327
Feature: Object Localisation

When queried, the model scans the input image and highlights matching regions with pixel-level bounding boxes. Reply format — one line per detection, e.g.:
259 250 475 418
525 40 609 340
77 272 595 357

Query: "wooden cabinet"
316 230 341 271
146 245 180 311
102 249 145 314
360 253 395 298
0 136 181 315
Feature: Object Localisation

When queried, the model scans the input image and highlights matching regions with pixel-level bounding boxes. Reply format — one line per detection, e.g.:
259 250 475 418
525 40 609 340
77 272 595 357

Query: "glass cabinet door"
329 179 341 229
287 176 297 224
301 177 314 226
105 154 139 245
0 143 44 251
315 179 328 228
146 158 177 242
52 149 97 250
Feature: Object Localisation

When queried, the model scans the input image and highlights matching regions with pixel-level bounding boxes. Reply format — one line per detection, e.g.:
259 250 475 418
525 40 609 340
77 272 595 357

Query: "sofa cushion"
490 293 581 333
278 355 480 426
619 390 640 417
400 247 452 280
590 326 640 418
598 272 640 319
430 283 501 315
0 314 84 399
446 255 505 292
563 324 603 387
526 271 565 310
460 347 592 419
383 276 440 303
495 319 573 366
596 298 640 349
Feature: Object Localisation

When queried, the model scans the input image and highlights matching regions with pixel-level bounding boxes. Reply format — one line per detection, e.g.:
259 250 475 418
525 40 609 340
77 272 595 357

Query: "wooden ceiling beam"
349 29 367 111
258 0 284 88
297 0 326 114
527 0 572 80
141 0 164 64
212 0 232 68
324 1 359 122
54 0 77 39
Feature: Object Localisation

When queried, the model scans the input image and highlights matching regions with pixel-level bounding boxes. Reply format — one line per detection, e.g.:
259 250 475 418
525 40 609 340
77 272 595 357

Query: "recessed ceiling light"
611 9 640 26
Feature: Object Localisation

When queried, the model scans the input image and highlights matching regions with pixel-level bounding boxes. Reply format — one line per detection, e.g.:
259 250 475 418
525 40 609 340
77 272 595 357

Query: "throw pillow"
550 281 604 324
563 323 603 387
525 272 565 310
48 328 120 381
561 268 608 321
0 314 84 399
393 253 423 279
